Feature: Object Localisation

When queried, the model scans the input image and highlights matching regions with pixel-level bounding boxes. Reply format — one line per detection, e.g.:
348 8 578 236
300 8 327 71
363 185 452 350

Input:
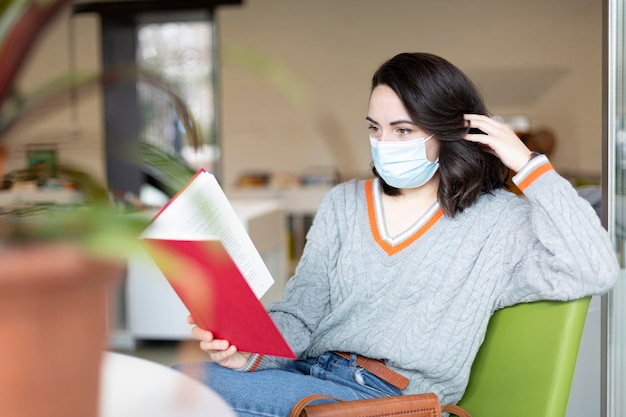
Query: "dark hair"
370 52 507 217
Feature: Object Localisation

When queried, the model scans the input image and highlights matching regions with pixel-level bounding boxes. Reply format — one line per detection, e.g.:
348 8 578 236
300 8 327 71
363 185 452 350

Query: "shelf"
0 190 82 207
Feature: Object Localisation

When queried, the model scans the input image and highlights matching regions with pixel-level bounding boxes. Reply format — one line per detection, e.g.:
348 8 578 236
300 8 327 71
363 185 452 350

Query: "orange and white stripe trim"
512 154 554 192
365 179 444 256
240 353 264 372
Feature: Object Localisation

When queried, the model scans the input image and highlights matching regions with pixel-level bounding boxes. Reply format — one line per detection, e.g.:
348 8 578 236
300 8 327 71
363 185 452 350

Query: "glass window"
136 18 219 176
606 0 626 415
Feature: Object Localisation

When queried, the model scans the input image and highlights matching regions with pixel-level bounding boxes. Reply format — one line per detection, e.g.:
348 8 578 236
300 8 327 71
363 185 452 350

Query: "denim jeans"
173 352 402 417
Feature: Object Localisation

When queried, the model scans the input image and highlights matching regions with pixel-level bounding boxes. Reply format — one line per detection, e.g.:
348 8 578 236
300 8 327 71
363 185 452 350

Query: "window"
137 18 219 175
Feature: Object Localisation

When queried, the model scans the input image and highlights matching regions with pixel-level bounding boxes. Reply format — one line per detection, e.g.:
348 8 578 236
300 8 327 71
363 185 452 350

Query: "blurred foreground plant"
0 0 198 255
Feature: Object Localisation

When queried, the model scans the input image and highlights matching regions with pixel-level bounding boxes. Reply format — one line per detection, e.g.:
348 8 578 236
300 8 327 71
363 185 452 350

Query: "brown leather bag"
289 392 471 417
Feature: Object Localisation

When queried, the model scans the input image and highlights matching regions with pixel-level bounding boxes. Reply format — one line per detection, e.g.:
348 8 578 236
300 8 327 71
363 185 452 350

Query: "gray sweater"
245 155 618 405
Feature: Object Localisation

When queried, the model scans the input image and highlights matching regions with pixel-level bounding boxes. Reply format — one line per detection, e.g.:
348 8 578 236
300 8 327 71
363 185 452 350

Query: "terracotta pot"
0 243 123 417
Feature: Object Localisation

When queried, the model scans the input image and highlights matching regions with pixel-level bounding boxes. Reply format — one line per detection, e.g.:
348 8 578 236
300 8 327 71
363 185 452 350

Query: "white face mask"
370 135 439 189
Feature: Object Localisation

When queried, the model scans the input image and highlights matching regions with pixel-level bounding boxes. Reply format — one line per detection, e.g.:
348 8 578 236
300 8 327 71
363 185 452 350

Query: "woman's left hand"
463 114 532 172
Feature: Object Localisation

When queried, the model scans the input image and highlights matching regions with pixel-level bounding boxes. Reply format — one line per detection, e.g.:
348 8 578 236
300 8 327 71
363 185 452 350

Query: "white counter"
0 189 83 206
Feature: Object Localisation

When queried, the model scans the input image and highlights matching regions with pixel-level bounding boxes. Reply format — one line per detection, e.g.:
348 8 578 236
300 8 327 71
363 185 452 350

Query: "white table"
99 352 235 417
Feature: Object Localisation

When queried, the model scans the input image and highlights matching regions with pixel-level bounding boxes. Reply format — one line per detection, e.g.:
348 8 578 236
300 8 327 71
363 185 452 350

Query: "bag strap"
442 403 472 417
289 394 472 417
289 394 342 417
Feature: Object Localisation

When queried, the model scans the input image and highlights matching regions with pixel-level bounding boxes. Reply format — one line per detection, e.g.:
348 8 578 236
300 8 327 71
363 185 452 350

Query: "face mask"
370 135 439 189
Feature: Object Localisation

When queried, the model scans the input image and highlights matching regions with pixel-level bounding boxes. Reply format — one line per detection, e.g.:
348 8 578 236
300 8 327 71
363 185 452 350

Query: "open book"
140 169 295 358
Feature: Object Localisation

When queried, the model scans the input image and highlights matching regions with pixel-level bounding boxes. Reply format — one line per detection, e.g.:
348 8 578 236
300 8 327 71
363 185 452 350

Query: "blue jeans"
173 352 402 417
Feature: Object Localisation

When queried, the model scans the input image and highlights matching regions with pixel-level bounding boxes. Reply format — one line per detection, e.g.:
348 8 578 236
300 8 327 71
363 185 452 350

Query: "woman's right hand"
188 315 251 369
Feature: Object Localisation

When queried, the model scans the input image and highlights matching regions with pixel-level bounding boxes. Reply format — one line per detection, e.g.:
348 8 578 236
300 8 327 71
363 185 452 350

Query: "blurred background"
3 0 603 190
1 1 623 417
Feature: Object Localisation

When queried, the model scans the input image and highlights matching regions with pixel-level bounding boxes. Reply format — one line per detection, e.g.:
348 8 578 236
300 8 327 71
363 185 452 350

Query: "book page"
141 170 274 298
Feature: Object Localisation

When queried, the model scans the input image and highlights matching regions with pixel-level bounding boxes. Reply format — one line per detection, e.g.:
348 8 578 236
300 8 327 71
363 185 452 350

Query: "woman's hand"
188 315 251 369
463 114 533 172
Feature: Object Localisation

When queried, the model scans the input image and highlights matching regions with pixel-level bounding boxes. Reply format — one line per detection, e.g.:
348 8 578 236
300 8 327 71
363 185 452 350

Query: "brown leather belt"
333 352 409 390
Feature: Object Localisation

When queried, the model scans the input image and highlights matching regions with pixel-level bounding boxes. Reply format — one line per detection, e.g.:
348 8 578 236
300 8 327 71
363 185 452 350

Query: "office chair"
457 297 591 417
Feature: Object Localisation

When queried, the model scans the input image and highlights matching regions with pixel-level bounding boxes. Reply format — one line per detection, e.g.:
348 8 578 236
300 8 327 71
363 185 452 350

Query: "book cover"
140 169 295 358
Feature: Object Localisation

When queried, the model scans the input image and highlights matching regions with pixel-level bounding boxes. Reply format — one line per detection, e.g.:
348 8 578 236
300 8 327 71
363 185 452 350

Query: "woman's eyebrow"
390 119 417 126
366 116 417 126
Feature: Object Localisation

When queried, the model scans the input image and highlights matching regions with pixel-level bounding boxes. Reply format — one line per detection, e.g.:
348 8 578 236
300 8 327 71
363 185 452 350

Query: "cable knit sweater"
241 155 618 406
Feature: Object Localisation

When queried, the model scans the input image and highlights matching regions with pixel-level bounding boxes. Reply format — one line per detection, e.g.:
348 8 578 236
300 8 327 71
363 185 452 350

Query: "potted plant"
0 2 197 416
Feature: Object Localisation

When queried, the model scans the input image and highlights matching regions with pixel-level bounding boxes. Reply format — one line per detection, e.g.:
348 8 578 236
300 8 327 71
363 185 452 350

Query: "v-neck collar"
365 178 444 256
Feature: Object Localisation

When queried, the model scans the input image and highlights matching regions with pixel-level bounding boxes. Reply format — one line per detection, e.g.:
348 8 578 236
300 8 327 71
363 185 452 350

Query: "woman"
177 52 618 417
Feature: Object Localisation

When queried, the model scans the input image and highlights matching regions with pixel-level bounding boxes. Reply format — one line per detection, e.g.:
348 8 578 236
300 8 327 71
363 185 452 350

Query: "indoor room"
0 0 624 417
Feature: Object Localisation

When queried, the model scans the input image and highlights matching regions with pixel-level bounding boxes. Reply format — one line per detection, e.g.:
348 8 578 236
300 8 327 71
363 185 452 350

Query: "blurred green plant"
0 0 198 258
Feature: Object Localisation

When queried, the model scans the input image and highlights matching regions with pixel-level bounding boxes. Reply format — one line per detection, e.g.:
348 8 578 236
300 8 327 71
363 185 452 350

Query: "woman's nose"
373 130 388 142
379 132 398 142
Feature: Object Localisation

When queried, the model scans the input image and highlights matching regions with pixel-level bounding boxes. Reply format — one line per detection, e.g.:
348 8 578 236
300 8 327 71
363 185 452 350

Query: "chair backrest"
457 297 591 417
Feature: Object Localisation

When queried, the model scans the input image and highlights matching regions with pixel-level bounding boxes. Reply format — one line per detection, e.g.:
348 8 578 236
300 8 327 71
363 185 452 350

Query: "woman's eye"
397 128 412 135
368 125 380 133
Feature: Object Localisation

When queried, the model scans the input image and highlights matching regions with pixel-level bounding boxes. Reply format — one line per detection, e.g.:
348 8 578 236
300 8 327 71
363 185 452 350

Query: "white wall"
216 0 603 186
4 0 603 188
6 8 104 184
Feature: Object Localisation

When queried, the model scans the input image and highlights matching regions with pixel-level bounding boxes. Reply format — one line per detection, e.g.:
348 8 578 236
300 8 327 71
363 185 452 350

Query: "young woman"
177 52 618 417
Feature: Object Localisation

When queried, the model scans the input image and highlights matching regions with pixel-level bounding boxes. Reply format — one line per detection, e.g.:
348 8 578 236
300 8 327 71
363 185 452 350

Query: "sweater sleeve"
496 155 619 308
238 186 341 371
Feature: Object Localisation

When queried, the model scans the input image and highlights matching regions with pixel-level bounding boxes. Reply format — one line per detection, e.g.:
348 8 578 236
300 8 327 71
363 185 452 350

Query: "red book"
140 169 295 358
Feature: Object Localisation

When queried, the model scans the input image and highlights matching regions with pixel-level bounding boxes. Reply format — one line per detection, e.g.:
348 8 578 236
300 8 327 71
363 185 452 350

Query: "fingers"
464 114 503 129
464 114 511 139
189 325 243 365
187 321 252 369
190 324 212 341
206 344 239 362
463 114 531 172
199 337 231 353
190 326 230 353
190 326 226 352
197 334 249 368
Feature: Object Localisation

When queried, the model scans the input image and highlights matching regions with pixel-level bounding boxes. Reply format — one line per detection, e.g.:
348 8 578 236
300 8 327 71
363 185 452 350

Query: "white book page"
140 171 274 299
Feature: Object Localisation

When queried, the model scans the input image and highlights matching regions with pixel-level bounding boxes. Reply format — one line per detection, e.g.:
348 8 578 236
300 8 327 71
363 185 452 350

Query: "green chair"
457 297 591 417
